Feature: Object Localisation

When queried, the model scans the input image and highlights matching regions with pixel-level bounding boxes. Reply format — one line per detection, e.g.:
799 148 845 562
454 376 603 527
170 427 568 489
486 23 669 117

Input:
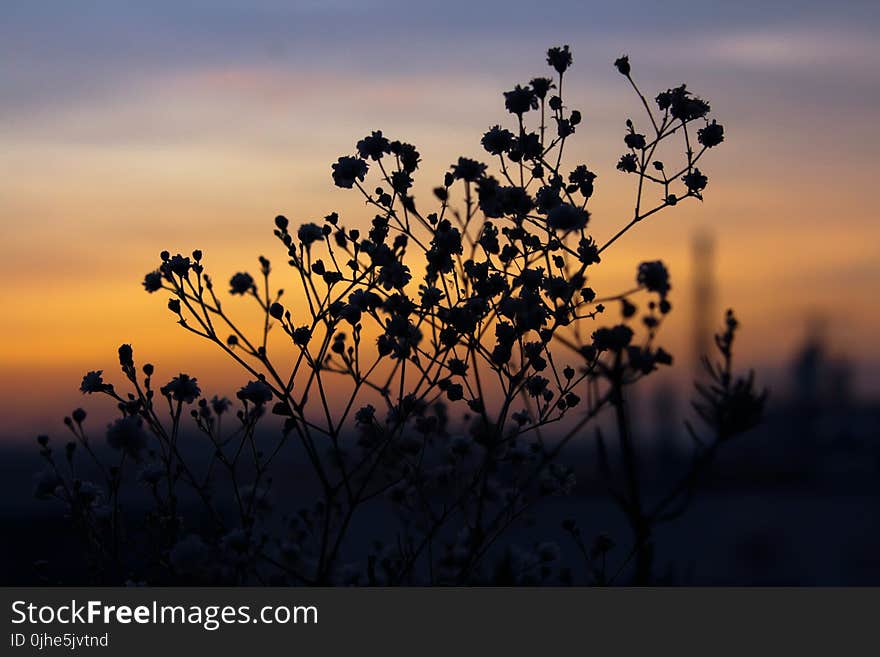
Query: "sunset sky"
2 1 878 439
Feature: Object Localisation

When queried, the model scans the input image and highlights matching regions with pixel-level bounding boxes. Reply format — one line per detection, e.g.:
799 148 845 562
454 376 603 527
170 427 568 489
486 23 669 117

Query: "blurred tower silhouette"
791 314 853 408
792 315 827 406
691 229 716 377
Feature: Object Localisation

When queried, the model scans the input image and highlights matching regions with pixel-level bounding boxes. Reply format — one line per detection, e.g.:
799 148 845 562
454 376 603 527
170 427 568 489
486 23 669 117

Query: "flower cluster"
33 47 754 586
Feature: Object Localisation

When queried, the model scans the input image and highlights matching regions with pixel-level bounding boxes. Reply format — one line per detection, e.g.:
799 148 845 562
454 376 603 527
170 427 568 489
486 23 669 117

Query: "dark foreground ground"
3 437 879 585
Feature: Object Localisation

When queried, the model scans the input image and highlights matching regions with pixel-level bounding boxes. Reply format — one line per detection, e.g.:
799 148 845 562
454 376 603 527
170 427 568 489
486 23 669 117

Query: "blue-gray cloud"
3 0 878 115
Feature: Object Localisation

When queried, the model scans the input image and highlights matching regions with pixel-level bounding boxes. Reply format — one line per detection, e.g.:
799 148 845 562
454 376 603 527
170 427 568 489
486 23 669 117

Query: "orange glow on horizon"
2 29 879 440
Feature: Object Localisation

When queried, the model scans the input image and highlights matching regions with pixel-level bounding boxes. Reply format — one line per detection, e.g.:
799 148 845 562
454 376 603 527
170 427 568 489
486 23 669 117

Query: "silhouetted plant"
561 309 767 584
33 47 761 585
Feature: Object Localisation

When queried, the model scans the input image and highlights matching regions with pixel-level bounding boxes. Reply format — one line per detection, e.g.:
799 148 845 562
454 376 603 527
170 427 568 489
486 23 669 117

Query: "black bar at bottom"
1 588 872 655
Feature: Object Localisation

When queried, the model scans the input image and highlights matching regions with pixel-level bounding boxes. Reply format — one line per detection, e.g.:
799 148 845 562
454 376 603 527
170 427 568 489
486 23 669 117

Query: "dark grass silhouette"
32 47 765 585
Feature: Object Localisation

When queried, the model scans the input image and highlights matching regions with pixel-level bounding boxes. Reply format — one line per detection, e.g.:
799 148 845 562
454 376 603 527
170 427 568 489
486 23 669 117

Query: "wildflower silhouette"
34 47 763 585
